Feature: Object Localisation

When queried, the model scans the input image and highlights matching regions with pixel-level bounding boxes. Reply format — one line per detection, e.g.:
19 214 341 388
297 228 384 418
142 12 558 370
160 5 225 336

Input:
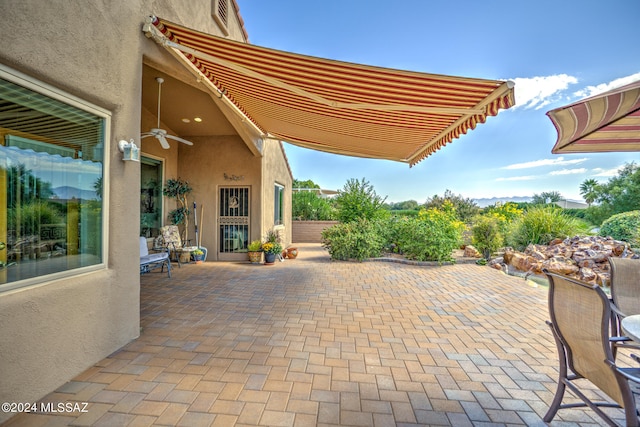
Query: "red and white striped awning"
145 16 515 166
547 80 640 154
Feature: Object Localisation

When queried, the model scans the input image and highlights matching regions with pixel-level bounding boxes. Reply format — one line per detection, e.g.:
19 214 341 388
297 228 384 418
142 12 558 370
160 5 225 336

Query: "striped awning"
145 16 515 166
547 80 640 154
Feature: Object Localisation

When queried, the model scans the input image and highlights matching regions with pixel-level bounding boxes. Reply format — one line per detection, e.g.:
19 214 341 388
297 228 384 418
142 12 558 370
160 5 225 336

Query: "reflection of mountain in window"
0 74 106 290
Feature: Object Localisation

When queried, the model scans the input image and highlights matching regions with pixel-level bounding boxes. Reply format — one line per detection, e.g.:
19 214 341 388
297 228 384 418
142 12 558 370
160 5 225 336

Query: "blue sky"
239 0 640 203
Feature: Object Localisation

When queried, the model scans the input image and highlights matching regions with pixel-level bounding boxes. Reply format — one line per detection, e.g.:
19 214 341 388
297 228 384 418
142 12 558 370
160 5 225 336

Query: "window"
274 183 284 226
140 156 163 238
212 0 230 35
0 66 108 290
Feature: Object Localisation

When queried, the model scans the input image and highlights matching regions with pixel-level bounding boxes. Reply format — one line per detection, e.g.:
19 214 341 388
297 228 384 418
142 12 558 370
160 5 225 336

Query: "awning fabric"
146 16 515 166
547 80 640 154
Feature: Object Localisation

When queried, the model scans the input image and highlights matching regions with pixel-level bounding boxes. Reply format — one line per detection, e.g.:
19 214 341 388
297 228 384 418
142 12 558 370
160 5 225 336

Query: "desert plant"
506 206 589 250
335 178 387 223
292 190 336 220
471 216 504 259
321 218 384 261
403 208 464 262
599 210 640 247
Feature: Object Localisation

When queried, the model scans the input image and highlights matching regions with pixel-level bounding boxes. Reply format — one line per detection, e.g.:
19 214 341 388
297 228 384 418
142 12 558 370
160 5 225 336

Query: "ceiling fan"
141 77 194 149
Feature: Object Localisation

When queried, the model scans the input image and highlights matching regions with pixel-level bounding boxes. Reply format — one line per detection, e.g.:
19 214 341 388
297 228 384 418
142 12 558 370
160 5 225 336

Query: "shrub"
506 206 589 250
335 178 387 223
292 191 336 220
599 210 640 247
390 208 464 262
471 216 503 259
321 218 385 261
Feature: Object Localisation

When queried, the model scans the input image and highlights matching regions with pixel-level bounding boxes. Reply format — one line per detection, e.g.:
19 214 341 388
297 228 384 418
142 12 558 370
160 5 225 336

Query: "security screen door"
218 186 249 259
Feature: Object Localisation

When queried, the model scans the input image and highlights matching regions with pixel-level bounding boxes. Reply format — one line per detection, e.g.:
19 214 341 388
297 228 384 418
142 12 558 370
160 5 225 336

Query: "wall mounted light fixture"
117 139 140 162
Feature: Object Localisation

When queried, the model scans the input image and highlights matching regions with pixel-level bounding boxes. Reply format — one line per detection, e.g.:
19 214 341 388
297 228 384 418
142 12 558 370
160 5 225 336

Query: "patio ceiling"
144 16 515 166
547 79 640 154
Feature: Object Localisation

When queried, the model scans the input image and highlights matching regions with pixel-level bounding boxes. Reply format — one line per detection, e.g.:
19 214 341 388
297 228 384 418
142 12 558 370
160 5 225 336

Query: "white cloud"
573 72 640 99
502 156 588 170
592 167 622 177
510 74 578 110
550 168 587 175
495 175 538 182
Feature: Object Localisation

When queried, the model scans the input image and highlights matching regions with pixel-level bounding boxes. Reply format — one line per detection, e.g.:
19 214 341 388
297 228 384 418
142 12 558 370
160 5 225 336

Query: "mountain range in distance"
472 196 533 208
52 186 98 200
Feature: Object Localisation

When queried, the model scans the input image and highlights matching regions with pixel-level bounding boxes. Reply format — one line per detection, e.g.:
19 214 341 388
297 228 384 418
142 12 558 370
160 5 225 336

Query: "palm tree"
579 179 599 207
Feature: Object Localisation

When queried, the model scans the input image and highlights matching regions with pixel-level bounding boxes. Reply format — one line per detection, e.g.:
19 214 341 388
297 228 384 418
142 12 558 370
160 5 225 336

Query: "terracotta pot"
286 247 298 259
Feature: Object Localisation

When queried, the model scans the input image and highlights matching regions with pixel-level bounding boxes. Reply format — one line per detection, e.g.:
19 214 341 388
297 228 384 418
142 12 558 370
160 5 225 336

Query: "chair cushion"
141 252 169 265
139 236 149 257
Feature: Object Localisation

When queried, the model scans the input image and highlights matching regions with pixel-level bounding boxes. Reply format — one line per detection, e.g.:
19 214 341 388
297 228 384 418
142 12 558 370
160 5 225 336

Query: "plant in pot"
261 241 283 264
162 178 192 243
191 248 205 263
247 240 263 264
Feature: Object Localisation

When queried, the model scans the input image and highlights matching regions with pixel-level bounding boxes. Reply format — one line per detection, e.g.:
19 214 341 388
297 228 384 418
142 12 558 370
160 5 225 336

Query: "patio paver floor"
3 243 630 426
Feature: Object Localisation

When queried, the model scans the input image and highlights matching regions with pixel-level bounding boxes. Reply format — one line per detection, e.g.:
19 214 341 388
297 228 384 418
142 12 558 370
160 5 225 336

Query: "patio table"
621 314 640 342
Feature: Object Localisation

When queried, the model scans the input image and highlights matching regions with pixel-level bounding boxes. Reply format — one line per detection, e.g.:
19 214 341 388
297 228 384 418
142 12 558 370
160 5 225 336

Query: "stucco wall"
261 139 294 248
292 221 339 243
0 0 248 422
177 135 263 260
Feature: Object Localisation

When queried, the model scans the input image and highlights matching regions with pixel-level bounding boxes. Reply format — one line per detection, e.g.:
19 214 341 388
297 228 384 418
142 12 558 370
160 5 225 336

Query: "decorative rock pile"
487 236 638 286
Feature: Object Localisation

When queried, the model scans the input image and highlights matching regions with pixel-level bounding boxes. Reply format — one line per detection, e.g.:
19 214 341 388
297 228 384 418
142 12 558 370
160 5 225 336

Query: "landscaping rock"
463 245 482 258
492 235 638 286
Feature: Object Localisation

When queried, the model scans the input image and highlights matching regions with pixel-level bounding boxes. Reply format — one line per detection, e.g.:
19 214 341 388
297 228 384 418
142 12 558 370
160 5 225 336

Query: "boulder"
542 256 579 276
507 252 540 274
463 245 482 258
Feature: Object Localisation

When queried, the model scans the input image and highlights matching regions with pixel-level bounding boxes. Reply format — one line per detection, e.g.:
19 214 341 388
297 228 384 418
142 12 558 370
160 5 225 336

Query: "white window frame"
274 183 284 226
0 64 111 292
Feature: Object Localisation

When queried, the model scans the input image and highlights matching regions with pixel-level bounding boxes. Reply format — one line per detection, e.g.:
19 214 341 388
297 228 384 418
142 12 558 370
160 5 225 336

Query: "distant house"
555 199 589 209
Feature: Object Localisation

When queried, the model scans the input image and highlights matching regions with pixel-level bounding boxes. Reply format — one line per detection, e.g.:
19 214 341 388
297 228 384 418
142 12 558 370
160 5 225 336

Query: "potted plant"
191 248 204 263
261 241 283 264
247 240 263 264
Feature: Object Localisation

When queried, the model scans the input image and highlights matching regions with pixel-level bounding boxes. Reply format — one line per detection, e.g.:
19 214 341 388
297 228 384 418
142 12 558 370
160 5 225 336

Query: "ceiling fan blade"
156 134 171 149
140 133 154 139
165 134 194 146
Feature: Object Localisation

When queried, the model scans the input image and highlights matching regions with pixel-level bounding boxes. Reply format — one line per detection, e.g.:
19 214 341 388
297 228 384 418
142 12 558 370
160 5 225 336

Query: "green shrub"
390 208 464 262
506 206 589 250
292 191 336 220
335 178 387 223
599 210 640 247
471 216 504 259
321 218 385 261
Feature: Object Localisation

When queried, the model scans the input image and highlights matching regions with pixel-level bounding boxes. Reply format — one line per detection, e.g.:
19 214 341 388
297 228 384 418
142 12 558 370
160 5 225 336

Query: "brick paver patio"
4 243 629 426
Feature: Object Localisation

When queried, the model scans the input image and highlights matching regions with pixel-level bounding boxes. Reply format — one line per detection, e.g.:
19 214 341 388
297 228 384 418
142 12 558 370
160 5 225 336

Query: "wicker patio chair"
544 270 640 426
609 257 640 357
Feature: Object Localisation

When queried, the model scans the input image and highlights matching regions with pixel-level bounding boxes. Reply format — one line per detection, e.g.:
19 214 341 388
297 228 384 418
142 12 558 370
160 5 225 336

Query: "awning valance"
547 80 640 154
145 16 515 166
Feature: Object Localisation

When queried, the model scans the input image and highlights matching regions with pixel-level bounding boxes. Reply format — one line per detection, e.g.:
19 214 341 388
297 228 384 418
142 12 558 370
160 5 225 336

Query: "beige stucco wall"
0 0 250 422
176 135 264 260
262 139 294 248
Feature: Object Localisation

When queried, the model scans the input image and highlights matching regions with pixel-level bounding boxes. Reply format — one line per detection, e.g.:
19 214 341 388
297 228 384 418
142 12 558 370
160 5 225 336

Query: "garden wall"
292 220 338 243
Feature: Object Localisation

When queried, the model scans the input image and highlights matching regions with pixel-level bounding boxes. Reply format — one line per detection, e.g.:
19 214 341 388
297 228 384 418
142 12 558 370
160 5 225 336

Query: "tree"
335 178 387 223
579 179 599 207
597 162 640 214
163 178 192 241
531 191 563 205
423 189 479 223
292 190 335 220
293 179 320 189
